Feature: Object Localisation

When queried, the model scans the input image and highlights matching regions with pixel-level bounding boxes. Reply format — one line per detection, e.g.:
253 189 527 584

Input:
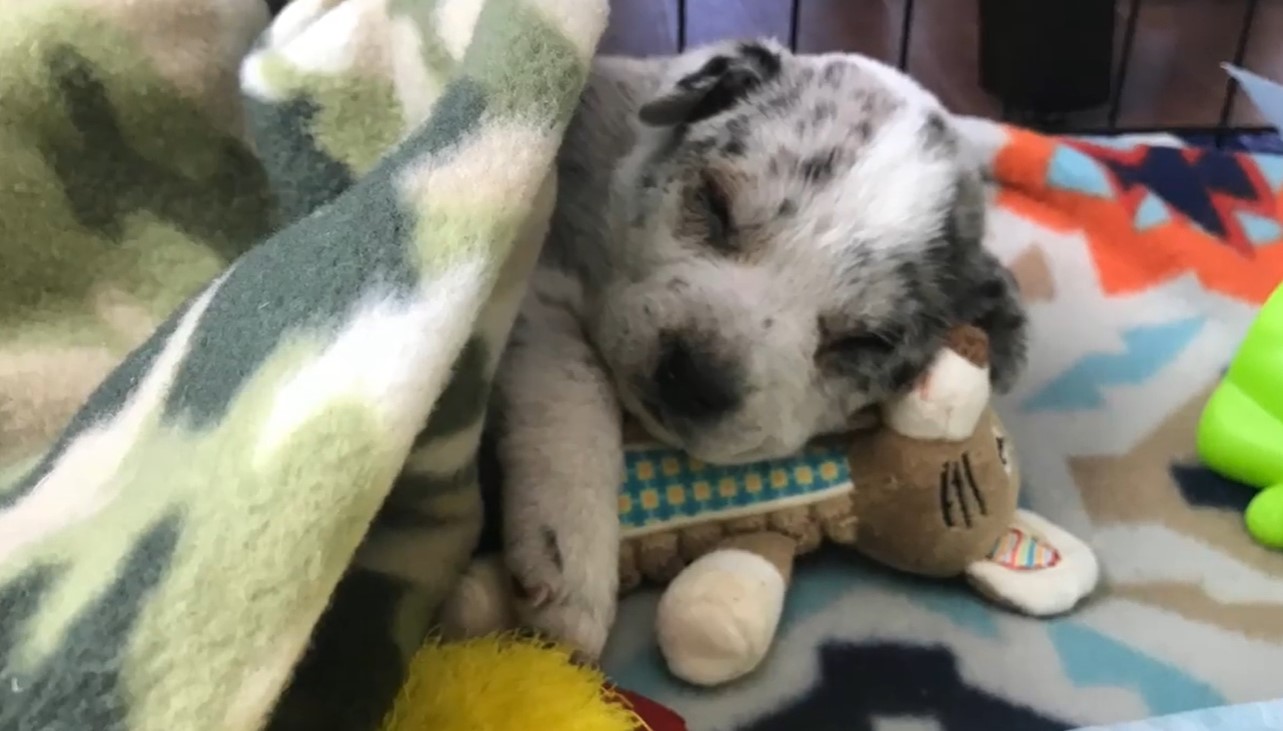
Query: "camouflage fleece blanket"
0 1 605 730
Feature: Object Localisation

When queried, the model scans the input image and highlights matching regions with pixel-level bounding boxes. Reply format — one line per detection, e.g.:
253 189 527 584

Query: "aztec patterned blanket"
0 0 606 729
602 126 1283 729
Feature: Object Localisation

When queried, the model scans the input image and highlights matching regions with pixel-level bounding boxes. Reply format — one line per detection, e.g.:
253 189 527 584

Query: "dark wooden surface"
596 0 1283 129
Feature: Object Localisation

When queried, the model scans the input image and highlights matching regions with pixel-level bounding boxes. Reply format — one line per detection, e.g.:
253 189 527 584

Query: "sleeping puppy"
494 39 1027 660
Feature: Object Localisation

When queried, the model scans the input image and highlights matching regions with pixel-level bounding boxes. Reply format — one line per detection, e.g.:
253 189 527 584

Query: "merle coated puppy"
494 39 1027 660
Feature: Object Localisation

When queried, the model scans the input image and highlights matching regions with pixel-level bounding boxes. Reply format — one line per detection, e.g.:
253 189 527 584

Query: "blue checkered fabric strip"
619 442 853 534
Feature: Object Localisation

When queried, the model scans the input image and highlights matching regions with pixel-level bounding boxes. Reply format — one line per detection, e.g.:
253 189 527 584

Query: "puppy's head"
591 40 1024 463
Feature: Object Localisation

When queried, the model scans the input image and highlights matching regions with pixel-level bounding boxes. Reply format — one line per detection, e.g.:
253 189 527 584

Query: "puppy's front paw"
506 526 618 661
515 586 615 663
437 555 517 640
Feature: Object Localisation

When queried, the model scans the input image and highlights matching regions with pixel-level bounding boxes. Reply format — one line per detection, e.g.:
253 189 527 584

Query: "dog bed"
600 125 1283 730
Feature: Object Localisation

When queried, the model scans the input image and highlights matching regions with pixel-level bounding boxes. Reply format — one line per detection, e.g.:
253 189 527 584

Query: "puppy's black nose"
653 336 741 422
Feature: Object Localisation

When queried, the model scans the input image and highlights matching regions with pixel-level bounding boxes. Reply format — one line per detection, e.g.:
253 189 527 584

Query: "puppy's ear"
947 172 1028 392
639 41 783 127
958 252 1026 391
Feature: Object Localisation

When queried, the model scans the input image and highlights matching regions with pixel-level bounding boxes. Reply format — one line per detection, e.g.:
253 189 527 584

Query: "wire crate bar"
674 0 1274 147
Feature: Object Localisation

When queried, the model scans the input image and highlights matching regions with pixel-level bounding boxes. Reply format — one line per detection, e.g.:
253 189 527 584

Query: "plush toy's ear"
638 41 783 127
883 325 992 442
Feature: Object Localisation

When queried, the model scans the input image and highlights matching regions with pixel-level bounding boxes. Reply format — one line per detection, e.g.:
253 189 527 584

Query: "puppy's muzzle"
651 334 741 423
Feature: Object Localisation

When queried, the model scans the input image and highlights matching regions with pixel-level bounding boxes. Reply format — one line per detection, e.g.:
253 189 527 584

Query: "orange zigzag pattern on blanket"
992 125 1283 305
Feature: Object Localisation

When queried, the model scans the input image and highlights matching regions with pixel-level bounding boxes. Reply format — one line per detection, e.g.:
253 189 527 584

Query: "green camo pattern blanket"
0 0 606 729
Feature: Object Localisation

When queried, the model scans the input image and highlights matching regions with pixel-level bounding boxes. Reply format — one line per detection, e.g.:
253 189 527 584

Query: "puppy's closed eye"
689 174 736 254
817 320 930 393
815 323 895 361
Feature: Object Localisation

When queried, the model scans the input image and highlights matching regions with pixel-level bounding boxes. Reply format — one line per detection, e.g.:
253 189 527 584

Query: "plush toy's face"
848 408 1020 576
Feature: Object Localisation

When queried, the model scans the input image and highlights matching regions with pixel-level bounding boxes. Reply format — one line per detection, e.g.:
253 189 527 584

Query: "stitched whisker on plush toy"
939 452 990 527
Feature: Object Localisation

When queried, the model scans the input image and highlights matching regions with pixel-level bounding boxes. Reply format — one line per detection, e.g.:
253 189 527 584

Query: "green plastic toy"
1197 282 1283 550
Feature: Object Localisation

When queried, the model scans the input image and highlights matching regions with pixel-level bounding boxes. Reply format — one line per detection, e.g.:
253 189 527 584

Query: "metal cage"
674 0 1274 148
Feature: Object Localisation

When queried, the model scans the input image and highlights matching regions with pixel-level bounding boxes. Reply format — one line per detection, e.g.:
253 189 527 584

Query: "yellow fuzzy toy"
380 634 644 731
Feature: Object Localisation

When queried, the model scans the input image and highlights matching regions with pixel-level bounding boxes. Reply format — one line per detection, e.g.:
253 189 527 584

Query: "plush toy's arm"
496 290 624 661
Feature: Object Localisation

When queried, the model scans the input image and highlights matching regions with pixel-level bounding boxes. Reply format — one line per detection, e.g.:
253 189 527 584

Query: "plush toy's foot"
655 533 794 686
965 509 1099 616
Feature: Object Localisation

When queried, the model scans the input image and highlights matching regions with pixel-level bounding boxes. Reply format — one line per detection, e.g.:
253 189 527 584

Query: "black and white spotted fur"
494 39 1027 658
